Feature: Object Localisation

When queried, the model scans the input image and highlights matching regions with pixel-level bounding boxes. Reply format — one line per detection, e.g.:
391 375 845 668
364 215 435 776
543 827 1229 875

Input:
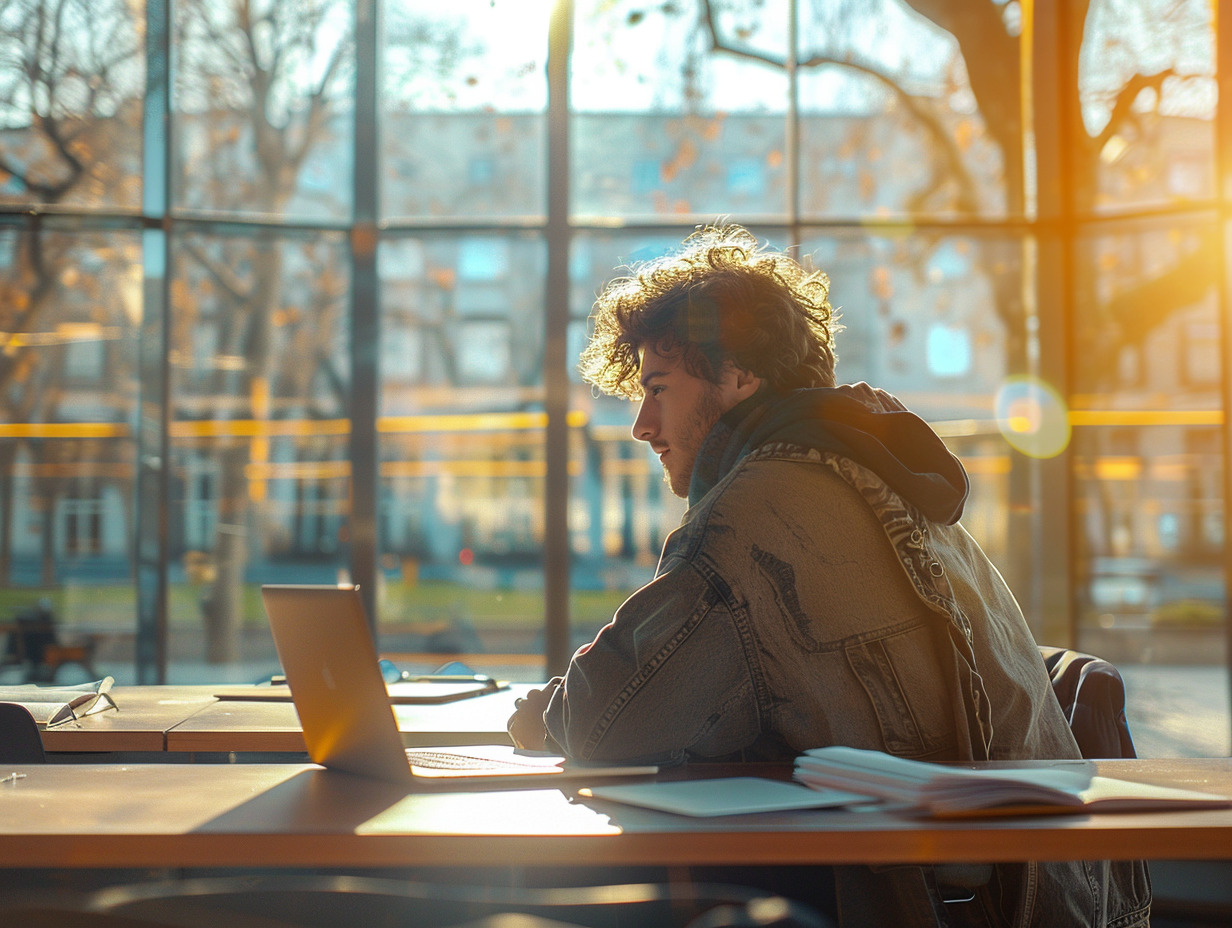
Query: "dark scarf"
688 383 970 525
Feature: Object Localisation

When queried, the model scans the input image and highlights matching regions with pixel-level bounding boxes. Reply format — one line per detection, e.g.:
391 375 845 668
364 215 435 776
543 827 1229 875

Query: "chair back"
0 702 46 764
1038 646 1136 759
2 875 834 928
15 604 57 666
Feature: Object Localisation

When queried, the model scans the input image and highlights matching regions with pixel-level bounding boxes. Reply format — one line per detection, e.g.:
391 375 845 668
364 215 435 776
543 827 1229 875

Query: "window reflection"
167 231 351 672
796 0 1006 219
0 230 140 665
1074 220 1220 401
381 0 550 219
173 0 355 221
0 0 144 211
1074 425 1224 672
798 232 1023 420
378 234 547 660
572 0 789 218
1078 0 1215 213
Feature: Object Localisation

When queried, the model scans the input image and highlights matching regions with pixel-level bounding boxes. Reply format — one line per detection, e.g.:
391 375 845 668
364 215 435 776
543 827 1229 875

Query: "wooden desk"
1 759 1231 870
37 685 220 753
163 683 534 753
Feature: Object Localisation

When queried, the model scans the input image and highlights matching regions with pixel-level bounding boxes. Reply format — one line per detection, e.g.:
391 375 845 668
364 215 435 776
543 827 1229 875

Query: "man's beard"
663 383 725 498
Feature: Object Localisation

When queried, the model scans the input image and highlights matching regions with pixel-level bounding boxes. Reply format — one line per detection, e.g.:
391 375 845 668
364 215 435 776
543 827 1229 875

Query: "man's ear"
721 362 762 402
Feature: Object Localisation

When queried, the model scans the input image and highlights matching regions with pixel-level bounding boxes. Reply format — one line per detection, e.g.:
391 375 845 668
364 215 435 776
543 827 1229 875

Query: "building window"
926 324 972 379
468 157 496 186
726 158 764 197
458 238 510 281
631 158 661 194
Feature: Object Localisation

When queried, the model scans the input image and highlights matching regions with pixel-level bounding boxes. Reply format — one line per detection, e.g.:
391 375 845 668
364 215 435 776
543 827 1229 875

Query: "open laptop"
262 584 658 786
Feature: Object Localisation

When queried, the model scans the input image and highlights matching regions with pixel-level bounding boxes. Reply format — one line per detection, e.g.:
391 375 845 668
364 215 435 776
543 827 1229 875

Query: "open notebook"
0 677 116 728
262 584 658 786
794 745 1232 818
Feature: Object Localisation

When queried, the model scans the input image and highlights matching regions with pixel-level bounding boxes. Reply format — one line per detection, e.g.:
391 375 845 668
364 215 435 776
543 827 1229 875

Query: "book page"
795 746 1232 817
0 677 116 728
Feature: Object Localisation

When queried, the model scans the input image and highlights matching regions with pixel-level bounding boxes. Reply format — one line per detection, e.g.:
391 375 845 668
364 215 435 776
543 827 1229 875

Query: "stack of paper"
794 745 1232 818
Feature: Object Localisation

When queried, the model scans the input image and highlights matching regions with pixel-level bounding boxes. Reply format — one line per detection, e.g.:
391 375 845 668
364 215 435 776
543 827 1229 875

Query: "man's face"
632 343 753 498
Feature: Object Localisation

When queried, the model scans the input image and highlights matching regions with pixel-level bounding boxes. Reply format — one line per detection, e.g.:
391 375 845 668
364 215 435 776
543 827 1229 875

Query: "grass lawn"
2 580 630 633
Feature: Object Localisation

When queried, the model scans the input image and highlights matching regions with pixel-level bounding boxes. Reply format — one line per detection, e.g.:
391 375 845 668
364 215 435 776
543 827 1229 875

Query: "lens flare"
994 376 1070 459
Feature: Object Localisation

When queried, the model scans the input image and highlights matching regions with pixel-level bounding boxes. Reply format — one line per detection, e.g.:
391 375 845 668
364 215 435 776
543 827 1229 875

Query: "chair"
9 601 98 683
935 646 1139 905
0 876 834 928
0 702 46 764
1038 645 1137 759
0 626 24 677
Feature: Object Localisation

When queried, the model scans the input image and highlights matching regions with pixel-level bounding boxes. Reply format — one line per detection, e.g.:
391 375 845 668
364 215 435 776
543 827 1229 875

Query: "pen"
403 674 496 685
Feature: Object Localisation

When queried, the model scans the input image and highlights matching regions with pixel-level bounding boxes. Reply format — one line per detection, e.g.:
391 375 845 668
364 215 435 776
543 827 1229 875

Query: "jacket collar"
688 383 969 525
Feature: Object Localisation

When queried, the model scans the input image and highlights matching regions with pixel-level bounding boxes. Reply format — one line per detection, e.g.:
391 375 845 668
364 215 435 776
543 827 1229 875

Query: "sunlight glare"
995 376 1070 459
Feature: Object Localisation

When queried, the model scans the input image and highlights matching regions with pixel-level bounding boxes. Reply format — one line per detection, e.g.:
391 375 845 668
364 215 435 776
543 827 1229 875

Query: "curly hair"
578 224 840 399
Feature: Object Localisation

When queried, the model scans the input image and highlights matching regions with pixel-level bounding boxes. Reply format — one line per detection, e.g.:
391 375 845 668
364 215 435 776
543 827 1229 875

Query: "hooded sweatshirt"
544 382 1149 927
689 382 969 525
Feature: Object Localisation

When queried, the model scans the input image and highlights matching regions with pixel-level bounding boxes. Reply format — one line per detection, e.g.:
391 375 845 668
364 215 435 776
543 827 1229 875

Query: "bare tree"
0 0 143 588
654 0 1210 602
172 0 353 661
172 0 478 661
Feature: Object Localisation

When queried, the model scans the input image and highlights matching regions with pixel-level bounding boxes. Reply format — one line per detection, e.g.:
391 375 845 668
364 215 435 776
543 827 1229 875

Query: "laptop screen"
262 584 416 784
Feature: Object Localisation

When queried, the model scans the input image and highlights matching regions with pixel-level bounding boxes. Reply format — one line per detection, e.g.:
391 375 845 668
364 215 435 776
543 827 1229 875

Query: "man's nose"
632 398 656 442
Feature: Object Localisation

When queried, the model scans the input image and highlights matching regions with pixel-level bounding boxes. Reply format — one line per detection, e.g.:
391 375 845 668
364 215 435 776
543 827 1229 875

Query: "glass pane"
568 232 694 648
0 0 144 211
0 227 141 684
571 0 790 219
797 0 1014 218
378 233 546 673
569 224 1035 636
798 227 1036 601
1073 424 1227 756
1070 214 1225 757
1073 218 1220 403
800 230 1026 417
172 0 355 221
167 230 351 680
381 0 551 219
1078 0 1215 214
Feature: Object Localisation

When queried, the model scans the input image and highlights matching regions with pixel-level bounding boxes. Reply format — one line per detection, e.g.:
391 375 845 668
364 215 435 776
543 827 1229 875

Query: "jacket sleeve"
543 558 760 765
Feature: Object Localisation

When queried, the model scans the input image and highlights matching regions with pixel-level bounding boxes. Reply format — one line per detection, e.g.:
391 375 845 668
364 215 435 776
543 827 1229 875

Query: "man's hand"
506 678 562 751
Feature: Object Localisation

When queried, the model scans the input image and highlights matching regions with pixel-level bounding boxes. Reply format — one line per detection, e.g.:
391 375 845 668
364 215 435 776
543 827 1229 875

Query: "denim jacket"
544 385 1150 928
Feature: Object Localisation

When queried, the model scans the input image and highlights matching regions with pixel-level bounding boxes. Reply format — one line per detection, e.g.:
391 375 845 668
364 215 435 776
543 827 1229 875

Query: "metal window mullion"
135 0 173 683
543 0 573 676
1216 0 1232 750
351 0 381 628
1029 0 1079 648
787 0 799 246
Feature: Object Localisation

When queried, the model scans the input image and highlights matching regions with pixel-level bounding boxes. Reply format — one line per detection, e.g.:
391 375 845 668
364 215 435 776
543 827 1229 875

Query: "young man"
508 224 1150 927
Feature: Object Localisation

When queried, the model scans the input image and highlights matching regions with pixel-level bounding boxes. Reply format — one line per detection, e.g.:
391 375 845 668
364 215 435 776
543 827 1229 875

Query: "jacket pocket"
845 623 954 757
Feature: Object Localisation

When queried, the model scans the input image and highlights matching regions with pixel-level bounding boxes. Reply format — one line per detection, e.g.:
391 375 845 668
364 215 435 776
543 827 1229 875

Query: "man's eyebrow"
638 369 667 389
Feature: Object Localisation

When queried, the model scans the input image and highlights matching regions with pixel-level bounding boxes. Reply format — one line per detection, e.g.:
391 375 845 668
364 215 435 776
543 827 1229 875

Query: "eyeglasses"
47 689 118 727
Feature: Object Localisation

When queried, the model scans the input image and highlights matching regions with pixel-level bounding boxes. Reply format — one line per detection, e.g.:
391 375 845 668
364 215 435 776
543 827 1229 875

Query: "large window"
0 0 1228 756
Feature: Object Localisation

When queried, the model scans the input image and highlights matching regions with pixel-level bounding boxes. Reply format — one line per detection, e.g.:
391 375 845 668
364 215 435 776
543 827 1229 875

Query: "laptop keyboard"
405 749 554 771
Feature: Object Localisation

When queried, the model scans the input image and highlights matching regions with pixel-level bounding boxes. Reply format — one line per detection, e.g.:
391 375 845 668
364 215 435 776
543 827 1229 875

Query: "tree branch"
1094 68 1175 150
698 0 979 212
